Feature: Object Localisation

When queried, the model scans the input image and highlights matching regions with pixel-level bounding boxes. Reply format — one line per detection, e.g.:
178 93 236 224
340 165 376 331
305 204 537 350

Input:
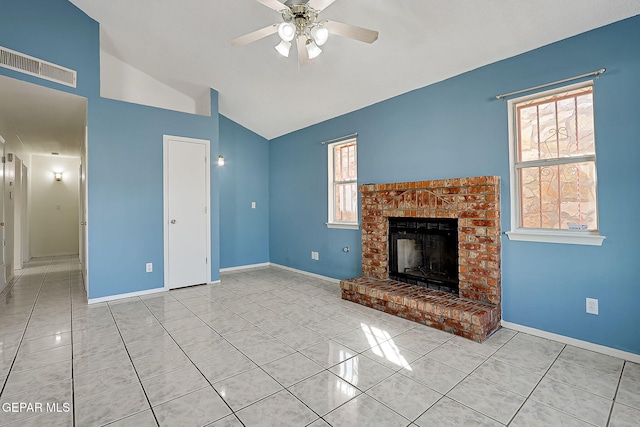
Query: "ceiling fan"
230 0 379 66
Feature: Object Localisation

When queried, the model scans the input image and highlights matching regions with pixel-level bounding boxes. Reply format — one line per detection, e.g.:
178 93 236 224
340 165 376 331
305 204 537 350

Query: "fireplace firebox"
389 218 458 294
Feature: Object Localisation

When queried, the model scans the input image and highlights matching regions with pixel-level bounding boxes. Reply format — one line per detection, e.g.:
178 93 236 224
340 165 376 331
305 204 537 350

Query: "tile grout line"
210 290 415 424
151 281 359 425
103 297 161 427
504 340 573 426
194 282 350 423
67 256 77 427
137 293 240 426
234 271 505 424
606 360 626 427
205 272 527 426
195 310 322 423
213 275 439 425
398 334 497 425
150 284 347 424
0 257 50 399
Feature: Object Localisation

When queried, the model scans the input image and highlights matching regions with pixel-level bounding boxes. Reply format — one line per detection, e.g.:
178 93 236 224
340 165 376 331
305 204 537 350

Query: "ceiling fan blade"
307 0 338 11
254 0 287 12
230 24 278 47
324 20 379 44
297 37 312 67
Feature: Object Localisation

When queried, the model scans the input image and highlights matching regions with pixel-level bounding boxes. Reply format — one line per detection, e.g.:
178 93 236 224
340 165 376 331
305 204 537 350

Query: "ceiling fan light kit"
275 39 292 57
277 22 296 42
231 0 379 66
310 25 329 46
305 39 322 59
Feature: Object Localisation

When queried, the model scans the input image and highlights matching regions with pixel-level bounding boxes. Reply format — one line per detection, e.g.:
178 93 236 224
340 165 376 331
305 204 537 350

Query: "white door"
163 135 210 289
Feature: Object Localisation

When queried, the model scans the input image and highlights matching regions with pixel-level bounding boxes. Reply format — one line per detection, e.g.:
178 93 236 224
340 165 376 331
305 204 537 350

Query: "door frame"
21 162 28 265
0 134 5 293
13 156 23 270
162 135 211 291
80 125 89 292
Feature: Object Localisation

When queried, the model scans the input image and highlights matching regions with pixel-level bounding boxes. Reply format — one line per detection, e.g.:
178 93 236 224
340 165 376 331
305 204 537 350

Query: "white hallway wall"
30 155 79 257
0 115 33 284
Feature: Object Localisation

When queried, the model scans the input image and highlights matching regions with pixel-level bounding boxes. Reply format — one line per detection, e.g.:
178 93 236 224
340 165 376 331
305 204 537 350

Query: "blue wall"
0 0 221 299
270 16 640 354
89 95 220 298
219 116 269 268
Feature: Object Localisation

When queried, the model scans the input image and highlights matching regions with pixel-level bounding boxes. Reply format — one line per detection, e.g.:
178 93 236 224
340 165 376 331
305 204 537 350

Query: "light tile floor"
0 256 638 426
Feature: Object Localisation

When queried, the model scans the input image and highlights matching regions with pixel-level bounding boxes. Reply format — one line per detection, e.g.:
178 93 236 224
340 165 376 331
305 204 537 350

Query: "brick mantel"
360 176 501 305
340 176 502 341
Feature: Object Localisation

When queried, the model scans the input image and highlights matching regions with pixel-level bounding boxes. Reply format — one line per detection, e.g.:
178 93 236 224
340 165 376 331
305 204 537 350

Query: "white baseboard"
209 280 221 284
88 287 165 304
31 252 80 257
220 262 270 273
219 262 342 284
269 263 341 284
501 320 640 364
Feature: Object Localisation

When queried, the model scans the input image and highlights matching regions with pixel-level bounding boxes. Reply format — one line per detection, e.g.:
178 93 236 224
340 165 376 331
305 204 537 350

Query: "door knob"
170 219 177 224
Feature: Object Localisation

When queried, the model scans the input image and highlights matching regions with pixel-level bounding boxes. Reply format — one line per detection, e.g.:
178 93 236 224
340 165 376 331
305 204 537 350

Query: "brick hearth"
340 176 501 342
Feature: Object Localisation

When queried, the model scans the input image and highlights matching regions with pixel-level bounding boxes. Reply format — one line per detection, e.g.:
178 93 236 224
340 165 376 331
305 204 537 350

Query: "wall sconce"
54 172 63 182
217 155 225 166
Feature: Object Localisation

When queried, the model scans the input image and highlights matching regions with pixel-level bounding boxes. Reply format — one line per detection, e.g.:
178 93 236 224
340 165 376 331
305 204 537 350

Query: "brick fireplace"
340 176 501 342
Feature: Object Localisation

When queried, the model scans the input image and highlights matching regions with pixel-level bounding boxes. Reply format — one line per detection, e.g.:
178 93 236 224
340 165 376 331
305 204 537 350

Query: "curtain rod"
320 132 358 145
495 68 606 100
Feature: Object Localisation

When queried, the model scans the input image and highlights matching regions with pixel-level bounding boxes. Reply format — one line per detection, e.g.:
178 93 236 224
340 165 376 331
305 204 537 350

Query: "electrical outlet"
146 263 153 273
311 251 319 260
251 202 256 209
586 297 598 315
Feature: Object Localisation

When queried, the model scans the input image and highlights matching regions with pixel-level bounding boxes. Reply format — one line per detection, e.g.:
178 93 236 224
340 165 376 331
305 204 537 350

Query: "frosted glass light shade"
311 26 329 46
277 22 296 42
275 40 292 57
306 40 322 59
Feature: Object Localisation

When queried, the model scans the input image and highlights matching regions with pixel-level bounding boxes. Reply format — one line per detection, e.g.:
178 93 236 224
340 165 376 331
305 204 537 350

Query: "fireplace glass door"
389 218 458 294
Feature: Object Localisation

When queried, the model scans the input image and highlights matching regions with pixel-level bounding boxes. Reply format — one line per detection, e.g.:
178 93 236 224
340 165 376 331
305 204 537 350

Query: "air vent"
0 46 76 88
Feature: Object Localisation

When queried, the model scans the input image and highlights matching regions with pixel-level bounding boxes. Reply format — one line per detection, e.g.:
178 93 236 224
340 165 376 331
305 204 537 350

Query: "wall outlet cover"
586 297 598 315
146 263 153 273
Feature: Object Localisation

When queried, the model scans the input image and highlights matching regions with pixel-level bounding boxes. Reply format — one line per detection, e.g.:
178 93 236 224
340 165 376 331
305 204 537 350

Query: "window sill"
326 222 359 230
506 230 605 246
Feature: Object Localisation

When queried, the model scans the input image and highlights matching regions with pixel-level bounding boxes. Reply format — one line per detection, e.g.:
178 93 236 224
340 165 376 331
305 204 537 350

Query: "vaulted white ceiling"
70 0 640 139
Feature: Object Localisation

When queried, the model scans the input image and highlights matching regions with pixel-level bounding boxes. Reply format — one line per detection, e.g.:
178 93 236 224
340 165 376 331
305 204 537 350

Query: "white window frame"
505 81 605 246
327 138 359 230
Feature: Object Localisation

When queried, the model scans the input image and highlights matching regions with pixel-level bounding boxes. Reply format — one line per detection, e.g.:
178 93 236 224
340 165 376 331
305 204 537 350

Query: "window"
327 138 358 229
506 82 605 246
